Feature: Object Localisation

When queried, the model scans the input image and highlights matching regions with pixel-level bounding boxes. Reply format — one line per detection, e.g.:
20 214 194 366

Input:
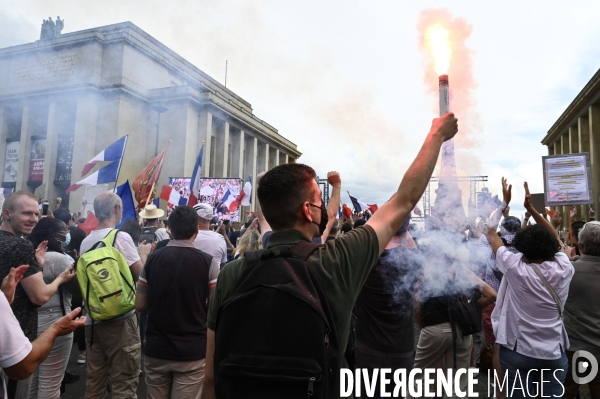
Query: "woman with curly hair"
485 180 574 398
27 217 80 399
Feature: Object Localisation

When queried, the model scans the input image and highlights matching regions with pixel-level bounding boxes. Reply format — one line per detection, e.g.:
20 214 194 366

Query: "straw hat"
139 204 165 219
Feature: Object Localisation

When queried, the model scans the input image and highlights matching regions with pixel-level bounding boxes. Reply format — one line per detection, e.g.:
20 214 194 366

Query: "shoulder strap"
528 263 563 318
287 241 322 260
87 229 118 253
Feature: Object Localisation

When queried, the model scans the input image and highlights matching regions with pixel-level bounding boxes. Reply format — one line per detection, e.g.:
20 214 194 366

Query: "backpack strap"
286 241 322 260
528 263 564 319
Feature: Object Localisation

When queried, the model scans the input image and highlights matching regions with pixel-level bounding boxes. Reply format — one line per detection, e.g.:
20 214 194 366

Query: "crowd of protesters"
0 112 598 399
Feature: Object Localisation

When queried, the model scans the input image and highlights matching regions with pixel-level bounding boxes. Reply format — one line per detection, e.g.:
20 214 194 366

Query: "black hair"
501 216 521 234
120 220 142 245
513 224 559 262
257 164 317 230
341 223 353 233
354 219 367 228
28 217 66 253
53 208 71 225
66 225 87 254
169 206 199 240
572 221 585 242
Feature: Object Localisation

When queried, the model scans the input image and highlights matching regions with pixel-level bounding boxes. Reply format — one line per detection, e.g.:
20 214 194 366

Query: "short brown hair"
257 164 317 230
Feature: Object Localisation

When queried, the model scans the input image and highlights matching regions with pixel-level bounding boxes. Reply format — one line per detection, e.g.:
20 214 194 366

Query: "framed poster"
542 153 592 206
4 140 19 183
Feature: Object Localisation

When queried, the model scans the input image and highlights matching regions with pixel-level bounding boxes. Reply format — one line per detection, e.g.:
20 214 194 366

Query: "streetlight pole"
151 105 168 156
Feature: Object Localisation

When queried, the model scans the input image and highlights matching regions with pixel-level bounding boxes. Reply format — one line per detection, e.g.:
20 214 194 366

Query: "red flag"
132 141 170 210
342 204 353 218
187 192 198 208
367 204 378 214
78 211 99 236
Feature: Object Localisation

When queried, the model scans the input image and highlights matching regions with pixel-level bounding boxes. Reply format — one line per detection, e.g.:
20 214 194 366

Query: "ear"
301 202 313 223
2 209 10 220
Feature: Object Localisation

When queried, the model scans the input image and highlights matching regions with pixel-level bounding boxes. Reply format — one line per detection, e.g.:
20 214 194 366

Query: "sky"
3 0 600 216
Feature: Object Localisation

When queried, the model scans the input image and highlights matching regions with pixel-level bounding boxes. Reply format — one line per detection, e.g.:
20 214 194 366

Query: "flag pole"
113 135 129 191
144 138 171 207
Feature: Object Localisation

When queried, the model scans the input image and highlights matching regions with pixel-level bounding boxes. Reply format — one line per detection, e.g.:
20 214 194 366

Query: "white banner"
4 141 19 183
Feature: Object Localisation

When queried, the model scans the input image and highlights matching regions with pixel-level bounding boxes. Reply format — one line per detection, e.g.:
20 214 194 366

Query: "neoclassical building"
542 68 600 224
0 21 301 211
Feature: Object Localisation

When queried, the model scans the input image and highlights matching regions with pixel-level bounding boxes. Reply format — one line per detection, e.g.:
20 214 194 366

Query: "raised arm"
20 265 76 306
367 113 458 253
484 177 511 255
524 182 561 243
320 171 341 242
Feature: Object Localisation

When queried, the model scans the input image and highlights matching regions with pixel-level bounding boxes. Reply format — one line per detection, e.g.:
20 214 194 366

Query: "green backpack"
77 230 136 321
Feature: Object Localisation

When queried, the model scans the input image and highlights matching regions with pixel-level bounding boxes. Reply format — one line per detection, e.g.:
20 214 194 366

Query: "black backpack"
139 226 158 244
214 242 341 399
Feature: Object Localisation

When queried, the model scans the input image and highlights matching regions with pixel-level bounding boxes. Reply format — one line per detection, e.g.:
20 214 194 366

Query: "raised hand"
327 171 341 188
590 205 596 219
1 265 29 304
57 264 76 284
35 241 48 267
502 177 512 205
569 205 577 220
551 210 562 229
431 112 458 142
523 182 533 210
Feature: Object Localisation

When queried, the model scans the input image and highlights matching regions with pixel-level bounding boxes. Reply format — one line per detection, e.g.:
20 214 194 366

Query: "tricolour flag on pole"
132 140 170 210
349 194 369 214
187 145 205 207
65 160 120 194
116 180 137 229
80 136 128 177
232 175 252 209
160 185 188 206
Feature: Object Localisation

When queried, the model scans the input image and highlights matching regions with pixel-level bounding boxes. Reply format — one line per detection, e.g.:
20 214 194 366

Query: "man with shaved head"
0 191 77 398
79 191 144 399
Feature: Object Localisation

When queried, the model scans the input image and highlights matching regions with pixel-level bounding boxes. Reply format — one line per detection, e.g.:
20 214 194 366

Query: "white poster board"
542 153 592 206
81 184 108 214
4 140 19 182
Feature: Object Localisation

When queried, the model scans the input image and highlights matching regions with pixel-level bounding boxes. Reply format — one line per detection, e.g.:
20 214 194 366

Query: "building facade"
0 21 301 212
541 68 600 225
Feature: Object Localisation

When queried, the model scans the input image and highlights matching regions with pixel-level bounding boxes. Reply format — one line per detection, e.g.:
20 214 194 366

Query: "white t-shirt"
0 293 33 397
193 230 228 268
80 228 141 325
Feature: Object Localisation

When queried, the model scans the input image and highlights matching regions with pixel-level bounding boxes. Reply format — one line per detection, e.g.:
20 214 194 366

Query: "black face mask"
310 203 329 236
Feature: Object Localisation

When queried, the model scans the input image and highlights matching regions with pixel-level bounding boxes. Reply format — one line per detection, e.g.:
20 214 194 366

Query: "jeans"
499 345 568 399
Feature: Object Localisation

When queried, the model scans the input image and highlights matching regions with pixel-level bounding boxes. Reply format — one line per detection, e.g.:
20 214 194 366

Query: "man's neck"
198 224 210 231
97 219 116 230
146 222 158 227
0 222 18 236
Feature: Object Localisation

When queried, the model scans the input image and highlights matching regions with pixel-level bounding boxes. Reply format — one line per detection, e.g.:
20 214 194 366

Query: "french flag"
160 185 187 206
221 189 237 212
232 175 252 209
65 160 120 194
187 145 204 207
80 136 128 177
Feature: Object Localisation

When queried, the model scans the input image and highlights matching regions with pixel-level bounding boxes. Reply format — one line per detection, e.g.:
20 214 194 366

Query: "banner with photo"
29 138 46 182
167 177 243 221
4 140 19 183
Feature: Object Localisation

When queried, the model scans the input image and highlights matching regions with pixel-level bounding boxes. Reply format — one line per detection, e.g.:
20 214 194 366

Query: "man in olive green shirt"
202 112 459 398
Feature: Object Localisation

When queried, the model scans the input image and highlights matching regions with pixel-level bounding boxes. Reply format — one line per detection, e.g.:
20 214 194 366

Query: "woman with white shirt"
27 217 80 399
485 181 574 398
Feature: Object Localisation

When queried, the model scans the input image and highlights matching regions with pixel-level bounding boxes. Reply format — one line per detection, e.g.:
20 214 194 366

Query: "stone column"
285 154 289 164
250 137 258 212
589 105 600 218
264 144 270 172
272 148 279 167
222 122 230 177
199 111 213 177
42 102 59 202
70 95 99 213
15 105 31 192
183 107 200 177
238 130 245 178
579 116 591 219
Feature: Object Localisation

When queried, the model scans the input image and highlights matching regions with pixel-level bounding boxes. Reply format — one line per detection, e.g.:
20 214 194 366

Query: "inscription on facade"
12 52 79 83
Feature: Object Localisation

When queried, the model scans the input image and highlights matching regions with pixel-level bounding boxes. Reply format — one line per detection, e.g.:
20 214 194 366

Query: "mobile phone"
42 200 49 216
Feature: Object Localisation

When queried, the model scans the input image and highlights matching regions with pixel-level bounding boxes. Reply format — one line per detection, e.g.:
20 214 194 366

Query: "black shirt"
0 231 42 341
356 246 418 353
141 242 215 361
